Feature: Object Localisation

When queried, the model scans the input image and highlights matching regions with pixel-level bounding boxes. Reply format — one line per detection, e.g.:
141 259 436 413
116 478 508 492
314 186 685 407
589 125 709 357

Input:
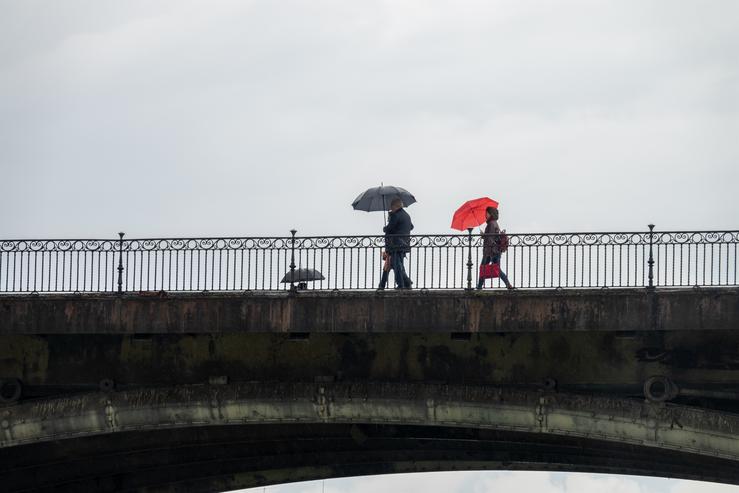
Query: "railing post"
466 228 473 291
289 229 297 292
647 224 655 289
117 232 125 294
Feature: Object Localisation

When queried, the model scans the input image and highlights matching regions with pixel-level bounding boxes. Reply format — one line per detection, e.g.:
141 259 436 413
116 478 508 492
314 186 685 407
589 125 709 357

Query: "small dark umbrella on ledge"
280 268 325 290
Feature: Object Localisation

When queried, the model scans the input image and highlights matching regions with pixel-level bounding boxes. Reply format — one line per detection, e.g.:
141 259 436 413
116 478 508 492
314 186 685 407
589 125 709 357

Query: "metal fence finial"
647 224 655 289
289 229 297 292
117 232 125 294
466 228 473 290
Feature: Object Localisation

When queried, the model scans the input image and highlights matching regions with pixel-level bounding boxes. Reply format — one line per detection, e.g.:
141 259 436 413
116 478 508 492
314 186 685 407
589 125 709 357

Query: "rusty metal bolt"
0 379 22 403
99 379 115 392
644 375 678 403
542 378 558 392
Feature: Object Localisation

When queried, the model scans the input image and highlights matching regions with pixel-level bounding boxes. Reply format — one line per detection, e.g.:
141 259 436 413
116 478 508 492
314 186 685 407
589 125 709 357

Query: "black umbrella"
280 268 325 284
351 185 417 213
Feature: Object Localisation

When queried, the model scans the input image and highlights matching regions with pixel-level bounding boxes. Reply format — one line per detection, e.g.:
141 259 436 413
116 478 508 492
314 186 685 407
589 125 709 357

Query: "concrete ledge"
1 288 738 334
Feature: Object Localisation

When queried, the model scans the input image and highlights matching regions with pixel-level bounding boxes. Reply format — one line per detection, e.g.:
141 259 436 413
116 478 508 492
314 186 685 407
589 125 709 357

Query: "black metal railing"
0 228 737 293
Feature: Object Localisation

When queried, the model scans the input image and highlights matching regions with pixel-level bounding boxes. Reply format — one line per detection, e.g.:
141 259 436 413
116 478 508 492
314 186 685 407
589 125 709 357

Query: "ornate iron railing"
0 229 737 293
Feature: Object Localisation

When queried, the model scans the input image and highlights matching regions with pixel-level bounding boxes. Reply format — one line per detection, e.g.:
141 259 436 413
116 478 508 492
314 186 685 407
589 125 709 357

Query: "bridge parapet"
1 288 737 334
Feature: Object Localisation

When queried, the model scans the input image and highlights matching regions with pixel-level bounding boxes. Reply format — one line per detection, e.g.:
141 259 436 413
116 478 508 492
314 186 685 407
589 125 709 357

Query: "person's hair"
390 197 403 208
486 206 499 220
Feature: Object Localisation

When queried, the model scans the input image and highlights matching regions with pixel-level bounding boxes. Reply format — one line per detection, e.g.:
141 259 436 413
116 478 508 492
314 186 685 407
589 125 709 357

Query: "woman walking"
477 206 514 290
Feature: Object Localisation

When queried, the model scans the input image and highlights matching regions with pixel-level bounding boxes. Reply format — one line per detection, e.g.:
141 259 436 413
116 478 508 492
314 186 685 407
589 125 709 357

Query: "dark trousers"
477 254 511 289
391 252 409 288
379 252 411 289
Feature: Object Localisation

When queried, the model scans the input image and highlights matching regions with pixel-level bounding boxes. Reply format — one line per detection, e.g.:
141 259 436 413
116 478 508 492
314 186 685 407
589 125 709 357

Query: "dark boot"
378 271 389 290
395 274 406 289
403 274 413 289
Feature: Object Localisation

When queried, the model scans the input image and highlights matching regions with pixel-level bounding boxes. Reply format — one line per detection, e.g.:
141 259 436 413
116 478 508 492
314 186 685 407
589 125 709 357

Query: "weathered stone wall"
1 288 738 334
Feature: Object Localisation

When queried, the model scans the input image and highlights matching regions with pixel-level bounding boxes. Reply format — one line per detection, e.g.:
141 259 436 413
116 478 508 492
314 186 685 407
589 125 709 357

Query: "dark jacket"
482 218 501 257
383 208 414 253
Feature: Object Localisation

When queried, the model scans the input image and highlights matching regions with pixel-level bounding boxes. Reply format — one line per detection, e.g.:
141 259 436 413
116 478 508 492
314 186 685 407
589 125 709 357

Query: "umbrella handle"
381 181 386 225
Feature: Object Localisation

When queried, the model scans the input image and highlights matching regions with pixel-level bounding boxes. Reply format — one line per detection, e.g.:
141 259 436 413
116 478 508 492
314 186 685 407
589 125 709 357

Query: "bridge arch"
2 382 738 492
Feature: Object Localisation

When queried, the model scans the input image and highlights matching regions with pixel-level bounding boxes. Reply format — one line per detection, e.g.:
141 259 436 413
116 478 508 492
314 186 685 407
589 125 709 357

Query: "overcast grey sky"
1 0 737 239
233 471 739 493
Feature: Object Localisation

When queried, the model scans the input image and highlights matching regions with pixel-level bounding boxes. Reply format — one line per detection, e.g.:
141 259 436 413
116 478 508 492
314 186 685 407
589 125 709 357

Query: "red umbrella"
451 197 499 231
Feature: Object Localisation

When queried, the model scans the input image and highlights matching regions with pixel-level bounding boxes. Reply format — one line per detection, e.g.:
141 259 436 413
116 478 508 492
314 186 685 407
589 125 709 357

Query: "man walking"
379 197 414 290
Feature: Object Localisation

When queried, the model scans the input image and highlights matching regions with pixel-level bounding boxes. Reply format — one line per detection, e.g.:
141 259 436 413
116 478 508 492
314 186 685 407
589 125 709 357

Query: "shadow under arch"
1 382 738 492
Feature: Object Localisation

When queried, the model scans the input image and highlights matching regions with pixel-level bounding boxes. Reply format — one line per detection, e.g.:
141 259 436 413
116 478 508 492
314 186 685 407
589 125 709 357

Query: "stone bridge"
1 287 738 492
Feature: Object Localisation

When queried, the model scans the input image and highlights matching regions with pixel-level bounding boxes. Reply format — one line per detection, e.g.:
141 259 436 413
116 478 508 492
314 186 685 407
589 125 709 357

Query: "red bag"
479 263 501 280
